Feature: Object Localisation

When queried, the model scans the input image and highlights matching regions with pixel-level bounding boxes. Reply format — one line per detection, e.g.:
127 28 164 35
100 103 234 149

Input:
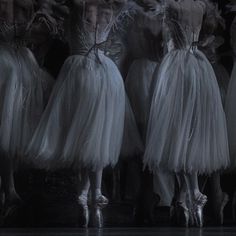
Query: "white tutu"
226 62 236 168
144 49 229 174
125 58 157 140
0 44 53 159
27 51 126 171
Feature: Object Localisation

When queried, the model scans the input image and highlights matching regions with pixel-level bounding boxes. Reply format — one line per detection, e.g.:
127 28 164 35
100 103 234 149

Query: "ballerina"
26 0 134 228
0 0 55 217
137 0 229 227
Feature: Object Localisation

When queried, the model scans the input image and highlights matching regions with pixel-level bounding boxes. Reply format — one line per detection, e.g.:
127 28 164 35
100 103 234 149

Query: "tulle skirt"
27 52 126 171
0 44 53 159
226 61 236 168
144 49 229 174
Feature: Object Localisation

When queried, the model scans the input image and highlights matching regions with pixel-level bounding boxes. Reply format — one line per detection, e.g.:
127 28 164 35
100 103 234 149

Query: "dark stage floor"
1 228 236 236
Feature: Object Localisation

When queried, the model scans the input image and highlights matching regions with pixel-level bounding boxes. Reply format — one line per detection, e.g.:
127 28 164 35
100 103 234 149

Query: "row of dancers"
0 0 236 228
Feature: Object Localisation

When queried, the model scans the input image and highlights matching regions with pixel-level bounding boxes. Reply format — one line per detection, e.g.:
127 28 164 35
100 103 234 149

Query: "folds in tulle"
144 49 229 174
0 45 53 158
27 53 126 171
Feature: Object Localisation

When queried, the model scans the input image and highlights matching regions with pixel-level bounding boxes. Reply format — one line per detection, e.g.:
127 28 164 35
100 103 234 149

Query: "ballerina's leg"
89 168 108 228
77 168 90 227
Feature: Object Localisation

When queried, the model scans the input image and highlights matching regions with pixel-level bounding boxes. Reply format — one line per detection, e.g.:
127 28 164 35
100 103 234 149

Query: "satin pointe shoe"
193 193 208 228
78 195 89 228
90 195 108 228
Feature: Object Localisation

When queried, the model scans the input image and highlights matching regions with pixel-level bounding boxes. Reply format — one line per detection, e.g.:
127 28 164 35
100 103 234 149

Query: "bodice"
0 21 28 45
67 4 116 56
128 10 162 59
0 0 33 44
163 0 205 51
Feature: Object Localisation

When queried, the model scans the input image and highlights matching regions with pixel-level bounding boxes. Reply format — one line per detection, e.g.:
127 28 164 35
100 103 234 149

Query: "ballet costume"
0 21 54 162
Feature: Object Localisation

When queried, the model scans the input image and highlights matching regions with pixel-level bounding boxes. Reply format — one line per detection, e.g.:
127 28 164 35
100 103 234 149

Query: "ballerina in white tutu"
26 0 133 228
0 0 55 216
136 0 229 227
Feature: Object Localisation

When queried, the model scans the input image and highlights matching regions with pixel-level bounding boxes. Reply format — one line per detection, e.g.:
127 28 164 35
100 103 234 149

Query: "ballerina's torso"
0 0 34 43
163 0 205 51
67 2 118 55
128 10 162 59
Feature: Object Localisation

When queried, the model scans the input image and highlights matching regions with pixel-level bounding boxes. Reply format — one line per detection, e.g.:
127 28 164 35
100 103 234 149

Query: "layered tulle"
26 52 126 171
226 62 236 168
0 44 54 159
144 49 229 174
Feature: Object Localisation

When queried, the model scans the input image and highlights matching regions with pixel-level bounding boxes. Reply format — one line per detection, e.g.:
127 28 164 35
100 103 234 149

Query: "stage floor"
0 227 236 236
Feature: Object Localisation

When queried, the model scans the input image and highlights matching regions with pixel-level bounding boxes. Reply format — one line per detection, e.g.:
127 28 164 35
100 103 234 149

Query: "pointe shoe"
90 195 108 228
213 192 229 225
175 201 190 227
193 194 208 228
77 195 89 228
188 207 195 227
186 197 195 227
170 199 189 227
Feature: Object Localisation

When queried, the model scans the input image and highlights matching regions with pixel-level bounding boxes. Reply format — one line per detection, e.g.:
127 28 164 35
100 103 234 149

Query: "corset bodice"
0 0 33 45
0 20 28 45
163 0 205 51
67 3 116 56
